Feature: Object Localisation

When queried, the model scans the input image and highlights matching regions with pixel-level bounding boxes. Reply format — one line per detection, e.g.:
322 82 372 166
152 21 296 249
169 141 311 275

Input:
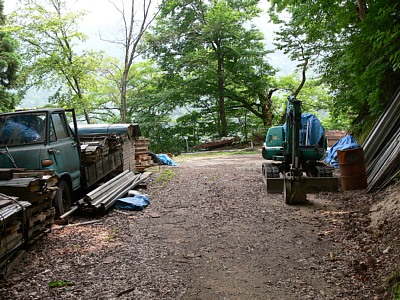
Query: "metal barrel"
337 147 368 191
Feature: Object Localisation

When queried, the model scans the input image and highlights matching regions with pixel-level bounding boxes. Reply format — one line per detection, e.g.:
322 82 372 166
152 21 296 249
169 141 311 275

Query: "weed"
179 149 259 159
154 168 176 185
387 270 400 299
106 228 118 241
49 280 74 288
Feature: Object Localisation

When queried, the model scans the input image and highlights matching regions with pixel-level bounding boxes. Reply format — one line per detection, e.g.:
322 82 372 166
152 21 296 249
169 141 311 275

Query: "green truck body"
0 108 123 214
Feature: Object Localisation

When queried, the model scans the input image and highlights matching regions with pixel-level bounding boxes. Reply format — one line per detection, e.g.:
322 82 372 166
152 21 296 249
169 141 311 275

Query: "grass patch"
178 148 259 160
106 228 118 241
49 280 74 288
154 168 177 185
388 271 400 299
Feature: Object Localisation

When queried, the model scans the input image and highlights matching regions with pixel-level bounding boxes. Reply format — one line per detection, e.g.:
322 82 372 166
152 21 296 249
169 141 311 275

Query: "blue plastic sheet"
284 113 325 146
115 195 150 211
324 135 360 168
156 154 180 166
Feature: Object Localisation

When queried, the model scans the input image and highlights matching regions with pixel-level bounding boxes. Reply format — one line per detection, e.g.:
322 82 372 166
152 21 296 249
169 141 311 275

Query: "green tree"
146 0 275 138
0 0 21 112
269 0 400 138
102 0 159 123
8 0 104 123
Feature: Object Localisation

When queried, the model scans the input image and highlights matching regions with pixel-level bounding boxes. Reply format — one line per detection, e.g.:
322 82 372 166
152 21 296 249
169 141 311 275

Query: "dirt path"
0 152 377 299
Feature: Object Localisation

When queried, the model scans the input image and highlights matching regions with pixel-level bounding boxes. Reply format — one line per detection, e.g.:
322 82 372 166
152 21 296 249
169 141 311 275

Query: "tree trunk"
356 0 367 20
259 88 276 128
217 56 228 137
120 70 128 123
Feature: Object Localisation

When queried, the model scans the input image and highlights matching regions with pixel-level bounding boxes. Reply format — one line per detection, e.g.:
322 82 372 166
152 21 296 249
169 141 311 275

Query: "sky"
4 0 297 107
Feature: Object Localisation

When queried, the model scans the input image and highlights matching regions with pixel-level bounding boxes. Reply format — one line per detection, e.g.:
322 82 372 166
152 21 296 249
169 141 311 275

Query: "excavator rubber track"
262 162 283 193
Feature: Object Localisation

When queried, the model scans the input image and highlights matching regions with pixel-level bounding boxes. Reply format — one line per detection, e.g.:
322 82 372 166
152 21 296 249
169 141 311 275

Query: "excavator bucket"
284 176 307 205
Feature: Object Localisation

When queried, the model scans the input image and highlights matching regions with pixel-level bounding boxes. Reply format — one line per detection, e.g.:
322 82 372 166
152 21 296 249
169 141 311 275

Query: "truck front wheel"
54 180 72 216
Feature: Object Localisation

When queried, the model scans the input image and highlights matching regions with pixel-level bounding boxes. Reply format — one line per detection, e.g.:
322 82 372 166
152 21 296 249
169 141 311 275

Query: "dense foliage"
0 0 21 112
269 0 400 140
3 0 399 152
8 0 105 123
145 0 276 139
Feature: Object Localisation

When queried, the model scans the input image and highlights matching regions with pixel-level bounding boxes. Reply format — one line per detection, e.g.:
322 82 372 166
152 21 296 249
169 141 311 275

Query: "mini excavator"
262 95 338 204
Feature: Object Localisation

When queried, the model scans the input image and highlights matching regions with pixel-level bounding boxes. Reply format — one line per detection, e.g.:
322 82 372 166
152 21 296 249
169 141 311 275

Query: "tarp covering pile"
284 113 325 146
156 154 180 166
324 135 361 168
115 194 150 211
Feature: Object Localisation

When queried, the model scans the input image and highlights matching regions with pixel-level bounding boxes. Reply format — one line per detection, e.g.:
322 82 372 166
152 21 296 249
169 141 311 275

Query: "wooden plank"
25 200 53 217
12 172 45 179
0 232 23 248
0 169 16 181
0 236 22 257
135 147 149 154
0 199 14 209
0 250 26 279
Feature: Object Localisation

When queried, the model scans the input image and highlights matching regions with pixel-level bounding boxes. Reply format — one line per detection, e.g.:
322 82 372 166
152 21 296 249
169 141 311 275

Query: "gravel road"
0 152 392 299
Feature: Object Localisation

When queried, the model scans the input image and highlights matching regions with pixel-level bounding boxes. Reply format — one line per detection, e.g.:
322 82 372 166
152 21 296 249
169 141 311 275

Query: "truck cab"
0 109 81 214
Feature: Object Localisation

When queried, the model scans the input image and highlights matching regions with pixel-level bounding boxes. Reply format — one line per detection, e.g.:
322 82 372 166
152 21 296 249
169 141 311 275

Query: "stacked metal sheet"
363 86 400 192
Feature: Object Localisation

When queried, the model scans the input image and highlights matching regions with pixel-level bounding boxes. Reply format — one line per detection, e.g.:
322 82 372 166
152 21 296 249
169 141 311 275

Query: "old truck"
0 108 136 215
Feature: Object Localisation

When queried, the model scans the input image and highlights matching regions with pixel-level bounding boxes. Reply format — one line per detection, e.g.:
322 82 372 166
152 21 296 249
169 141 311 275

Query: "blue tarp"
2 120 41 144
115 194 150 211
156 154 180 166
324 135 360 168
284 113 325 146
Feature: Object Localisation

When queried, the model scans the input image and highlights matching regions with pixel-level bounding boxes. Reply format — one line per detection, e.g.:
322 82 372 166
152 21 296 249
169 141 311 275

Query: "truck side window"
51 113 70 140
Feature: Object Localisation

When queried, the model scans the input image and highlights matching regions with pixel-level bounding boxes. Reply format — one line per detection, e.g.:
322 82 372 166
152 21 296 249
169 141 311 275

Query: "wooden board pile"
0 169 57 277
363 86 400 192
0 194 30 275
194 137 241 151
121 133 136 172
80 134 123 163
79 135 124 187
134 137 154 172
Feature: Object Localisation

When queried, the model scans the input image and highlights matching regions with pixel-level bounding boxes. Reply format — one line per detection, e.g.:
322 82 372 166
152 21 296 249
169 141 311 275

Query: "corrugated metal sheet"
363 86 400 192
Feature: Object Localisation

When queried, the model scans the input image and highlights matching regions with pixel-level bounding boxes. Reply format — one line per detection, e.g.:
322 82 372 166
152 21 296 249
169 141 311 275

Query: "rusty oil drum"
337 147 368 191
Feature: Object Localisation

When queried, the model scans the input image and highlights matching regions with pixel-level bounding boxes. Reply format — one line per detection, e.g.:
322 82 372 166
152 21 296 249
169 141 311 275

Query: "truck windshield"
0 113 46 146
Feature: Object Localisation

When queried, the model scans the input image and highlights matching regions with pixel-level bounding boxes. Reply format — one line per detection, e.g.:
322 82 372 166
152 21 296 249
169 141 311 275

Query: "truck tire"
54 179 72 216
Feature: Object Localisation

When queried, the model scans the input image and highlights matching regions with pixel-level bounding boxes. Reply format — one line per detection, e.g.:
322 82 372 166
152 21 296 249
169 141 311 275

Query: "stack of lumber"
363 86 400 192
0 169 57 241
194 137 241 151
0 169 58 277
134 137 154 172
121 133 135 172
77 123 142 172
80 135 123 163
0 194 31 278
0 194 30 263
